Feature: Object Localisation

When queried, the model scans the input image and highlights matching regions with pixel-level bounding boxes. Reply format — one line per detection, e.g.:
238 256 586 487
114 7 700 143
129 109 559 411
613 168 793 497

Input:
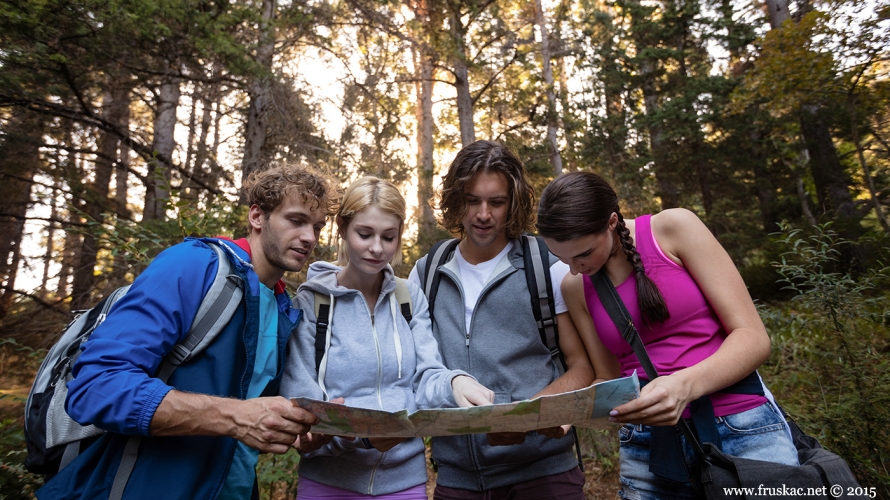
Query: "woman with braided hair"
536 171 797 499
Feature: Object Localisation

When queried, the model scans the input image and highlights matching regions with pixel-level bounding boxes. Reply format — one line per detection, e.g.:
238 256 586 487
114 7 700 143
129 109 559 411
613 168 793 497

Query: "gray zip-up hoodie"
280 261 469 495
411 240 579 491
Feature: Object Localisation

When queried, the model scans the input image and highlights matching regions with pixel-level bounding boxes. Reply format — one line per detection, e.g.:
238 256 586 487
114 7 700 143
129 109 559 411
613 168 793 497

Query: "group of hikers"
37 140 799 500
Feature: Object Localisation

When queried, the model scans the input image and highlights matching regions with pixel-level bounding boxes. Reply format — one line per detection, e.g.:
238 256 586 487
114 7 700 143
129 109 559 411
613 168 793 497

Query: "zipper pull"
465 333 470 347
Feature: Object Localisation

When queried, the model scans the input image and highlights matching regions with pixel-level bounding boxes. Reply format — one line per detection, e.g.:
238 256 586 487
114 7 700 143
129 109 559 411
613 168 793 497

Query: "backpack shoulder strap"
422 239 459 318
393 277 413 323
155 241 244 382
521 235 565 375
314 291 331 373
112 240 245 500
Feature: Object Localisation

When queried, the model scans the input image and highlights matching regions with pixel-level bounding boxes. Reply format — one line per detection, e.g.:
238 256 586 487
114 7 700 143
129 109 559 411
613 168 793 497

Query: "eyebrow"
465 194 509 200
354 224 398 232
571 248 592 259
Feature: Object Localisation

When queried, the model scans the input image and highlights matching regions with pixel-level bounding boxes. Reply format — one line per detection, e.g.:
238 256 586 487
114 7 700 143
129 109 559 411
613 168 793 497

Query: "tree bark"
448 2 475 147
41 184 58 296
71 82 128 309
0 112 39 316
239 0 277 205
628 1 677 209
765 0 791 28
799 104 857 222
143 75 181 222
534 0 562 176
849 96 888 232
640 60 677 209
415 48 437 245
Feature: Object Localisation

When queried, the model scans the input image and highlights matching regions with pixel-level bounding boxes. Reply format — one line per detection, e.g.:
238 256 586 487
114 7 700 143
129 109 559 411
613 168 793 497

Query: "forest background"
0 0 888 497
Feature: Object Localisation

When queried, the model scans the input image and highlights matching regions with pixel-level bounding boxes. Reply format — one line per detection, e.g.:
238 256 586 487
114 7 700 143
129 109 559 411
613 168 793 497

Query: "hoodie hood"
299 260 398 299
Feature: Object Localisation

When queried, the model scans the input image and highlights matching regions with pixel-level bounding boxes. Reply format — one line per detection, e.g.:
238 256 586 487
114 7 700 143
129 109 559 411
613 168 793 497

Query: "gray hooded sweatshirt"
280 261 469 495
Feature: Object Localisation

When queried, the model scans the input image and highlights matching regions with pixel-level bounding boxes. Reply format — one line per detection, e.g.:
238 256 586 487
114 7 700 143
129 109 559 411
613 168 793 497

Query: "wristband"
361 437 373 449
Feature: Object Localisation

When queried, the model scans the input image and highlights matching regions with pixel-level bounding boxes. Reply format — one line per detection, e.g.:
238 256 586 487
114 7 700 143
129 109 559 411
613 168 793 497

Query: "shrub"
760 223 890 497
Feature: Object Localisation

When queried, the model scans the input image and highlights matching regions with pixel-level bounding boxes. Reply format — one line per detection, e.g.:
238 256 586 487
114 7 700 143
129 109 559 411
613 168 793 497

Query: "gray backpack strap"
521 235 564 376
110 241 244 497
109 436 141 500
155 241 244 382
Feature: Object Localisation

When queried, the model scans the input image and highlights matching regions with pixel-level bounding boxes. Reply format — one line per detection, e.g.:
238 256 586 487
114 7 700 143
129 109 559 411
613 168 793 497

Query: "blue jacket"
37 238 301 500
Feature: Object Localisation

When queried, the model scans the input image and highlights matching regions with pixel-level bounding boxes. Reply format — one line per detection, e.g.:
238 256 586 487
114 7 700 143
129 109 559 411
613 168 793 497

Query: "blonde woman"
280 176 493 499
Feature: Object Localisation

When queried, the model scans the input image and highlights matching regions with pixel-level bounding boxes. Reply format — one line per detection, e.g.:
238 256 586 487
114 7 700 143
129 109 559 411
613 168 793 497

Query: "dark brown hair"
436 140 535 240
537 172 670 325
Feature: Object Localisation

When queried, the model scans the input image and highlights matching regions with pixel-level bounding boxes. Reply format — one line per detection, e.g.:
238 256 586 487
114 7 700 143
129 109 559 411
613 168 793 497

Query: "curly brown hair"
436 140 535 240
243 163 339 217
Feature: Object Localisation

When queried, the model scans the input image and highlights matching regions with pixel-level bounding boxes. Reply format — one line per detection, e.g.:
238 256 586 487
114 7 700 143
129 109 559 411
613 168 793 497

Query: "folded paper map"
291 372 639 438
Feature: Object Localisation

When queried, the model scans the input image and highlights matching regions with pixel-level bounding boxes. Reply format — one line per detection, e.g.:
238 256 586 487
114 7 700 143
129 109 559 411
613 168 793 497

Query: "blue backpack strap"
421 239 459 319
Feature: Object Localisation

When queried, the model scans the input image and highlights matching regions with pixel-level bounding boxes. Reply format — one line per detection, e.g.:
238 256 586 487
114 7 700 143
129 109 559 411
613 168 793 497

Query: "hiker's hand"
367 437 408 452
451 376 494 407
294 432 335 453
486 431 527 446
609 374 692 426
537 424 571 439
232 396 319 454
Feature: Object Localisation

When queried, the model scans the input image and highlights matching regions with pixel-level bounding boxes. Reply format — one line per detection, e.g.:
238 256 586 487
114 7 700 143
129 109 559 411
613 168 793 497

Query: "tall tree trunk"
849 96 888 232
239 0 277 205
797 175 818 227
143 75 181 222
41 183 59 296
534 0 562 176
799 104 857 222
72 83 128 309
765 0 860 234
765 0 791 28
629 1 677 209
0 112 39 317
189 90 215 203
183 88 198 199
640 59 677 209
448 3 475 147
414 47 437 248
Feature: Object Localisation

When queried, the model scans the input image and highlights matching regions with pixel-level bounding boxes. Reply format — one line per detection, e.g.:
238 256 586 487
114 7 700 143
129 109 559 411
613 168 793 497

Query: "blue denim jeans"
617 402 799 500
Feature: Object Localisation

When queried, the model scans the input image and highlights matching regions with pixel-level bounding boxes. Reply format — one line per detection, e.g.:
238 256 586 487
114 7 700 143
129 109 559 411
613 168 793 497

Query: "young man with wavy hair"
39 163 338 500
409 140 594 499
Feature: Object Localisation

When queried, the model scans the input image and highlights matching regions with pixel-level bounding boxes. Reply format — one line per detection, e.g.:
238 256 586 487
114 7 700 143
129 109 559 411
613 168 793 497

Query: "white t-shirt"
409 242 570 333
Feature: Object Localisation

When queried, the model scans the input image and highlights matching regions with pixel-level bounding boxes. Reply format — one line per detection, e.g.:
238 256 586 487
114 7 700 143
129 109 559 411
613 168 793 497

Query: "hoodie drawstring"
389 293 403 379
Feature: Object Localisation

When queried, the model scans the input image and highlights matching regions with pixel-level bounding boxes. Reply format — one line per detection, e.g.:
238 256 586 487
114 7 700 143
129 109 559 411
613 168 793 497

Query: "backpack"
313 278 413 374
24 240 244 478
421 235 566 375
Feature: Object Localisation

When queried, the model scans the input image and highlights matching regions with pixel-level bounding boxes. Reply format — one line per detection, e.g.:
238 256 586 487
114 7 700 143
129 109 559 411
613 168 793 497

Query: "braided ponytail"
538 172 670 325
615 213 670 325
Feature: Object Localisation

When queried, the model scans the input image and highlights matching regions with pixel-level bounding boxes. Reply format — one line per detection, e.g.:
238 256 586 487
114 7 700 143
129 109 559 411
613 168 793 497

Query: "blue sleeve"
66 240 219 436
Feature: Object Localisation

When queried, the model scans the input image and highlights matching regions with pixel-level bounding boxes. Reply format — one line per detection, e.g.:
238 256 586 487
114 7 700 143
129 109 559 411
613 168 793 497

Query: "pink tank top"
583 215 766 417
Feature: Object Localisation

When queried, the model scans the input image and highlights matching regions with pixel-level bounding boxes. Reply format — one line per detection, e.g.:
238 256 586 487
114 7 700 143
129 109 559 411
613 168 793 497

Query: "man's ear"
248 205 265 233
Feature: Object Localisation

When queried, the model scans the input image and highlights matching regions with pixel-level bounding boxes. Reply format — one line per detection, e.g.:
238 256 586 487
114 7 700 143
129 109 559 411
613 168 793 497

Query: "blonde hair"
336 176 407 267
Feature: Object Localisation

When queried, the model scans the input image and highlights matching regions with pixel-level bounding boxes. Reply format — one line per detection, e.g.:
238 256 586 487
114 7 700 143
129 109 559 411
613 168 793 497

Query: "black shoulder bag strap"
590 269 706 483
422 239 459 320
